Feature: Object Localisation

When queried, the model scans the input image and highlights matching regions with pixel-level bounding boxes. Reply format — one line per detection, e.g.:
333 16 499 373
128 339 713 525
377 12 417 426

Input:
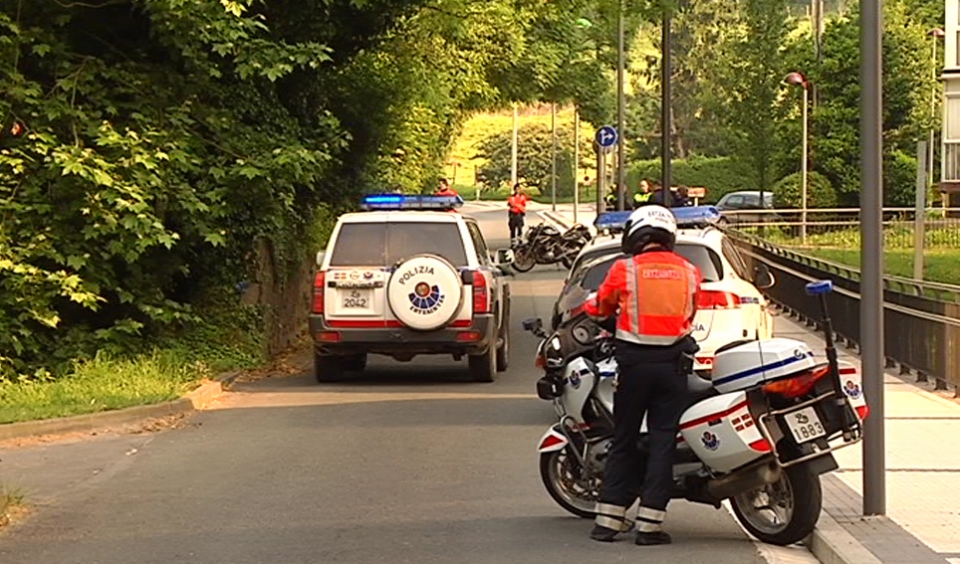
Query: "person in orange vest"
435 178 458 197
584 205 701 546
507 183 530 246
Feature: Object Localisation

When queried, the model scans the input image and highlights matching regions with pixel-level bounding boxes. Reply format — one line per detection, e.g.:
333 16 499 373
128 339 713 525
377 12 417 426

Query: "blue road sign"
595 126 618 149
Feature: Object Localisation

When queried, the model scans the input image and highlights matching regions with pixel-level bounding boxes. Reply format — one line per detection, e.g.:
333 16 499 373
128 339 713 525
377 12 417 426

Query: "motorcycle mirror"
754 263 775 290
522 317 543 332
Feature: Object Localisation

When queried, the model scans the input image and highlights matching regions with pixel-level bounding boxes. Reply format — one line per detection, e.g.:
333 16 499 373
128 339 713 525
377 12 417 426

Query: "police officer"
584 205 701 546
633 179 653 209
507 184 529 245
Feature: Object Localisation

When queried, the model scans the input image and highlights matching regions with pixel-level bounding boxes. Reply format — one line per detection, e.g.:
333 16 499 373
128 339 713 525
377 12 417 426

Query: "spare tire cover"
387 254 464 331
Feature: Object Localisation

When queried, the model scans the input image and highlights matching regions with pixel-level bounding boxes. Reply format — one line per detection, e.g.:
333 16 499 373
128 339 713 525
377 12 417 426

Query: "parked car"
716 191 777 225
554 208 776 375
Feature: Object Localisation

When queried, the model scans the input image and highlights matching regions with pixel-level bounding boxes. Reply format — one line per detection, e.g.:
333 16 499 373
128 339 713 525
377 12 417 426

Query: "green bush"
772 171 838 208
884 150 921 207
626 156 760 203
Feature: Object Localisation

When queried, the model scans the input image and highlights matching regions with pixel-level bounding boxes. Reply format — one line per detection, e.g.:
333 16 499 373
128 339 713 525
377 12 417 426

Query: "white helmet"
621 205 678 254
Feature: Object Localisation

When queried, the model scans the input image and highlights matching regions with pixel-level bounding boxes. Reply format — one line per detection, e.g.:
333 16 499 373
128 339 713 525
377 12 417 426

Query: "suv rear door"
323 216 474 328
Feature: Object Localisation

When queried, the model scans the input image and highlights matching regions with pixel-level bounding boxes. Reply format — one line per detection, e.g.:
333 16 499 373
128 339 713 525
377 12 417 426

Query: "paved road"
0 206 771 564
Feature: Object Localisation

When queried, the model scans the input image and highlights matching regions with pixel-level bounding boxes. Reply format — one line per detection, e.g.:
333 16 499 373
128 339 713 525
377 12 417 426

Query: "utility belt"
614 334 698 374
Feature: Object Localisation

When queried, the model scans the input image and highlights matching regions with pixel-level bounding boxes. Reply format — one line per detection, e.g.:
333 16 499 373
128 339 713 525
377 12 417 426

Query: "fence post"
915 140 927 280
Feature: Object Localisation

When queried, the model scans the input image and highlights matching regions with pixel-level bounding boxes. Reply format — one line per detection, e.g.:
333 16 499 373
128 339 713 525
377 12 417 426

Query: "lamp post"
616 0 626 211
930 28 945 202
786 71 810 245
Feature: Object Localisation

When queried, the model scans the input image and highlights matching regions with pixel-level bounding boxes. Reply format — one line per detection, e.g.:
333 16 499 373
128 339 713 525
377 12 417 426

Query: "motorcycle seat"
685 373 715 406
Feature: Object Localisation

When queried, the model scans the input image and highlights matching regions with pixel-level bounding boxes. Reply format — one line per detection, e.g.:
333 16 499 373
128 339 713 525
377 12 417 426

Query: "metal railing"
727 231 960 395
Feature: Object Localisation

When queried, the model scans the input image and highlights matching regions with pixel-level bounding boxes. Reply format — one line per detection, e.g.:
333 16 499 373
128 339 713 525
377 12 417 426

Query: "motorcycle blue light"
361 194 464 211
593 206 721 232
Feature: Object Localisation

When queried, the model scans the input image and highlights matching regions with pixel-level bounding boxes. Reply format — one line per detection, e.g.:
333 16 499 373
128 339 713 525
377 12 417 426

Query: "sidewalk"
545 206 960 564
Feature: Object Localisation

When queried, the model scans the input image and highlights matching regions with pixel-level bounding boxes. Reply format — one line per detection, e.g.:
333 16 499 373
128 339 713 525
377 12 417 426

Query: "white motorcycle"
523 280 869 546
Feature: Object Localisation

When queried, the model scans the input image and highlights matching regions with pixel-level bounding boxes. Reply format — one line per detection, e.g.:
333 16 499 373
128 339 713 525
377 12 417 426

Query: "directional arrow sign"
595 126 618 149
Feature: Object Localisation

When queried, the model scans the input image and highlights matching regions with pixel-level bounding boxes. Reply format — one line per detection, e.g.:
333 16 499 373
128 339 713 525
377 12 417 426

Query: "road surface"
0 204 784 564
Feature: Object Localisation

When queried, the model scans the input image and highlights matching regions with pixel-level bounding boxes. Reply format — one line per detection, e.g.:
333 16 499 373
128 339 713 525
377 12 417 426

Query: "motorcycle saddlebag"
536 374 565 400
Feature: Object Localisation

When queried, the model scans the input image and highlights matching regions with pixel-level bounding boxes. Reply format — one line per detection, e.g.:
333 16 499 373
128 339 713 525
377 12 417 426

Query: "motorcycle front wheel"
729 462 822 546
539 450 600 519
512 245 537 272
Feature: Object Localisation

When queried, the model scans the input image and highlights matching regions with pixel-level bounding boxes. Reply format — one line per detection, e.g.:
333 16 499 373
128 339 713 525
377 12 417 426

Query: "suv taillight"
312 271 326 314
698 290 741 310
473 270 490 314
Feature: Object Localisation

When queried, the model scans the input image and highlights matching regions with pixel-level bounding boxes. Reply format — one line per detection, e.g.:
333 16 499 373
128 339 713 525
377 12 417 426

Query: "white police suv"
553 206 776 375
310 194 513 383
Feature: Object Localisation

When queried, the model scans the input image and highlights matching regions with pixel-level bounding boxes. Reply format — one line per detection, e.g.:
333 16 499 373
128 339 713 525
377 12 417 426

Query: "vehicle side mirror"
316 251 326 267
755 263 775 290
522 317 543 332
495 248 515 265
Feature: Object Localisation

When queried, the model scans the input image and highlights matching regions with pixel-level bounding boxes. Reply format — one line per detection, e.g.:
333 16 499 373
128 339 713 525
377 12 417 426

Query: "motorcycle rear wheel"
512 246 537 272
730 462 822 546
539 450 599 519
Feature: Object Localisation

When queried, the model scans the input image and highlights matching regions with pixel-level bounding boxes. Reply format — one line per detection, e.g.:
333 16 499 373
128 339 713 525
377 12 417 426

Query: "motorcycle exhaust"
705 459 782 500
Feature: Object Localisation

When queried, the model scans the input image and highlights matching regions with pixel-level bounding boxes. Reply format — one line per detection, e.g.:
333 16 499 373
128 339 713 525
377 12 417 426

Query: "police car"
552 206 776 375
310 194 513 383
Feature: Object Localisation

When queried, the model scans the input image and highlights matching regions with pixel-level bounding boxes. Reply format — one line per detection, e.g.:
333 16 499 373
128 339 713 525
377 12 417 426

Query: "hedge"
626 156 760 204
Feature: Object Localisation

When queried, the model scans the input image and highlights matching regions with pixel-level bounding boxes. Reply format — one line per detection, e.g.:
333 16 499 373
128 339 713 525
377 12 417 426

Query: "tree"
474 124 580 196
719 0 789 193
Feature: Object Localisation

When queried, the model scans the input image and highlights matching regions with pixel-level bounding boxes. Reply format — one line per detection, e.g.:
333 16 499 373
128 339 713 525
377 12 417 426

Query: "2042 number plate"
785 407 826 444
342 290 370 309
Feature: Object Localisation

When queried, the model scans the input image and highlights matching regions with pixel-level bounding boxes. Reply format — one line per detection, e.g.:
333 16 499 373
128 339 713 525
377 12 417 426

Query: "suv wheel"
496 302 510 372
314 352 345 383
345 354 367 372
468 346 496 383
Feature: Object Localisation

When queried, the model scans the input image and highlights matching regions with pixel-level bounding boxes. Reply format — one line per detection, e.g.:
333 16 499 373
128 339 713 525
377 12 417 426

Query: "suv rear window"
329 222 468 267
574 243 725 289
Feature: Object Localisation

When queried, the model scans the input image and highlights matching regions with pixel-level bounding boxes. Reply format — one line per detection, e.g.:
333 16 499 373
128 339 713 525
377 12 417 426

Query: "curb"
807 511 884 564
0 374 237 443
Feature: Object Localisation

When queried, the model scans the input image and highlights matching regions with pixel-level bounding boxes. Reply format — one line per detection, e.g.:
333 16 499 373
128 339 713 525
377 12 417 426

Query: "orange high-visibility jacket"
507 194 529 214
585 251 701 346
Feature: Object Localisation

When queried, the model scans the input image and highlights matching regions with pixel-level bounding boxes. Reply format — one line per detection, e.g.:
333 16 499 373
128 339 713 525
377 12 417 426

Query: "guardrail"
723 208 960 305
727 230 960 395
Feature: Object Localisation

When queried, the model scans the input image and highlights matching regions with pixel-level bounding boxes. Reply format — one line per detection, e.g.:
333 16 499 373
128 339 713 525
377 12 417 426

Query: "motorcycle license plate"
785 407 826 444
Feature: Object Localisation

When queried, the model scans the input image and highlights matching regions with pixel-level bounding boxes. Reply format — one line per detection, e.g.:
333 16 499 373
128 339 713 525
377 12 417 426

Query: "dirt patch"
0 413 192 450
0 493 26 530
231 339 312 385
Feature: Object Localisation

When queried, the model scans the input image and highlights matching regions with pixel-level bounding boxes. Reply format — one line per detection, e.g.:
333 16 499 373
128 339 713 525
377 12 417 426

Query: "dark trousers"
508 212 524 239
600 342 688 512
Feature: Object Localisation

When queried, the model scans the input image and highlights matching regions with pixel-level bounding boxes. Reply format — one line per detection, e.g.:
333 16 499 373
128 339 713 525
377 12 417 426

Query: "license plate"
785 407 826 444
341 290 370 309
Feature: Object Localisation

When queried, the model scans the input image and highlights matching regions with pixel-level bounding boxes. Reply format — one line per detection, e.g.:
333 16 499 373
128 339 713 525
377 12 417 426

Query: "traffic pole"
616 0 626 212
661 8 672 194
860 0 886 517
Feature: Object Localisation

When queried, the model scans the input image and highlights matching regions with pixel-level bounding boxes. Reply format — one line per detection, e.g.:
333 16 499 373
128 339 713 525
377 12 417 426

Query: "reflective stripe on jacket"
584 251 701 346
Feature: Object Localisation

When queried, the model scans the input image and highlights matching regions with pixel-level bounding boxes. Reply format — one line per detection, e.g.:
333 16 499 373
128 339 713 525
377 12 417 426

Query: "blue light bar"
361 194 464 211
593 206 722 232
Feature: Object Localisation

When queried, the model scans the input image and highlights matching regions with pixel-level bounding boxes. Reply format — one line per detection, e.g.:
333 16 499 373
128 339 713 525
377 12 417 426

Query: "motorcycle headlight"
545 335 564 368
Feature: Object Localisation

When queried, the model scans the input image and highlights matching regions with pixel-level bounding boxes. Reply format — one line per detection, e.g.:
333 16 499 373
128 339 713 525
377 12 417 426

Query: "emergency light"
360 194 464 211
593 206 722 232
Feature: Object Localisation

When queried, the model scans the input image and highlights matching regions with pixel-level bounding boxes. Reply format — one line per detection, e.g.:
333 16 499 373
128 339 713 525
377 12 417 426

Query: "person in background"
435 178 458 197
650 182 674 208
507 183 529 246
673 186 691 207
633 179 653 209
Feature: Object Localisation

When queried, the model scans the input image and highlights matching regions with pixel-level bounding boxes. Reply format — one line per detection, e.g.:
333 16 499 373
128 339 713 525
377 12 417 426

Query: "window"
723 195 745 209
329 222 468 267
466 222 490 265
721 238 750 279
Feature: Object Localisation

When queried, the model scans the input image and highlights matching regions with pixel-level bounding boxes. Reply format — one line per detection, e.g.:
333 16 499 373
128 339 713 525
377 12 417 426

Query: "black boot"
590 524 621 542
635 530 672 546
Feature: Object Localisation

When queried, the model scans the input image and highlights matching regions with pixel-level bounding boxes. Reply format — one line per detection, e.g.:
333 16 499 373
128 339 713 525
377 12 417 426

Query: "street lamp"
785 71 810 245
930 28 945 203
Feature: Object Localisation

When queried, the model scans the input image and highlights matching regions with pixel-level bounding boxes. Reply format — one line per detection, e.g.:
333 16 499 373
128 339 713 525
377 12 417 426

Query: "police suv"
310 194 513 383
552 206 776 375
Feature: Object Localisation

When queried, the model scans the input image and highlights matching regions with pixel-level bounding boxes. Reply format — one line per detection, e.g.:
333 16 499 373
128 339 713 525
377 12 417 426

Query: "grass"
804 248 960 286
0 485 24 527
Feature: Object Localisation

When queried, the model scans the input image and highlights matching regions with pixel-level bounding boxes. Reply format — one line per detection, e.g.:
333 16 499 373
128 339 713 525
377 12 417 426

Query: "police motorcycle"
522 279 869 546
512 223 592 273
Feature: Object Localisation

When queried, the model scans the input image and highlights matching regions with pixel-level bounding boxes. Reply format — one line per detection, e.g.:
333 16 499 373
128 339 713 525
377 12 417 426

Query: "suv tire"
345 354 367 372
496 301 510 372
468 346 496 383
314 352 346 383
